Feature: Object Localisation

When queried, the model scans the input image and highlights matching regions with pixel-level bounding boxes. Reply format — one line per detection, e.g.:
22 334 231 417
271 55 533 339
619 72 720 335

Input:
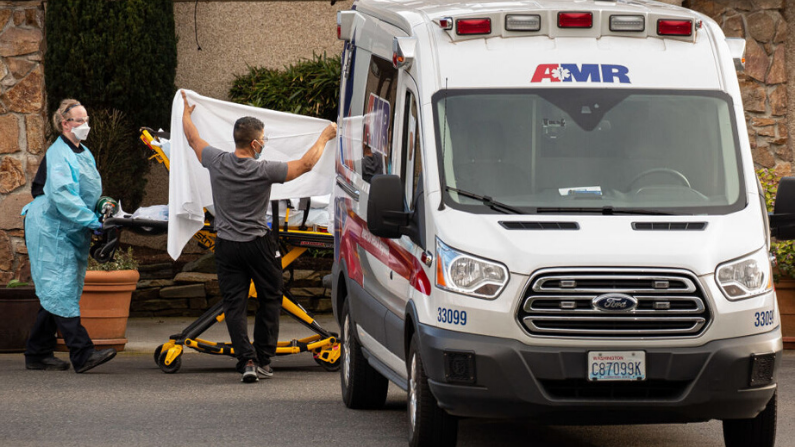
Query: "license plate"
587 351 646 381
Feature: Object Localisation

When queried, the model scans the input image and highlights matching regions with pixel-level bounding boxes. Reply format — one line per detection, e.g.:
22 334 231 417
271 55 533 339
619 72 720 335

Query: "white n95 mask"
72 122 91 141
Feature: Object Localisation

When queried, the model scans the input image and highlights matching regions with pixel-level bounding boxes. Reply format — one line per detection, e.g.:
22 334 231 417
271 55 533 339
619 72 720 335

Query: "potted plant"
0 280 40 353
56 247 139 352
758 168 795 349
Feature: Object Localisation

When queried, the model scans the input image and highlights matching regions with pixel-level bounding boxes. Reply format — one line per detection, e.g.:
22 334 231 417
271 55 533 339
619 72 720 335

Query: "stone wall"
686 0 790 174
0 1 44 285
130 251 332 317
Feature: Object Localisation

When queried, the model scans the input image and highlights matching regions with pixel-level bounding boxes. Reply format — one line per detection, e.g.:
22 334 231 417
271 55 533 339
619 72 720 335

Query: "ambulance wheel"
340 298 388 409
722 391 777 447
314 355 341 372
157 351 182 374
153 344 164 366
407 333 458 447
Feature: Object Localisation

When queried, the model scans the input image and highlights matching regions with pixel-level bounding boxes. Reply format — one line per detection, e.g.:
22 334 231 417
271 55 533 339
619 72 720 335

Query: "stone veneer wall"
687 0 790 174
0 1 44 285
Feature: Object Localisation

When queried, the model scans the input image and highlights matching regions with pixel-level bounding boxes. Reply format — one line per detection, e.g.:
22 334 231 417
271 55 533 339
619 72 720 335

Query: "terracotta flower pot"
56 269 140 352
774 278 795 350
0 286 40 353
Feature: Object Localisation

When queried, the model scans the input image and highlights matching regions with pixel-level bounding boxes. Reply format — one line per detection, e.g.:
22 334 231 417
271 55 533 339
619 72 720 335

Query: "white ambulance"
331 1 790 446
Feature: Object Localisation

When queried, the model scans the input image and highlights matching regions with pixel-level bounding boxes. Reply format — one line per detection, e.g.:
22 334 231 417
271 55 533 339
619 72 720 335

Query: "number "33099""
437 307 467 325
754 310 774 328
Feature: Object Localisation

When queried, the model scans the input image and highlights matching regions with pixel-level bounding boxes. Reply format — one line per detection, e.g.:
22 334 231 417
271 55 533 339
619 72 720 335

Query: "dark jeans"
25 306 94 368
215 234 283 372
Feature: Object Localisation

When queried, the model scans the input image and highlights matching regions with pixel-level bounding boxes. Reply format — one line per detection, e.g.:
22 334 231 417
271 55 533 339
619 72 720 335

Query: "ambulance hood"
432 197 765 277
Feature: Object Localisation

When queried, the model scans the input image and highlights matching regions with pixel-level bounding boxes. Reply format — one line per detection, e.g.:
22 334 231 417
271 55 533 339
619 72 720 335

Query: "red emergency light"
657 19 692 36
558 12 592 28
456 18 491 35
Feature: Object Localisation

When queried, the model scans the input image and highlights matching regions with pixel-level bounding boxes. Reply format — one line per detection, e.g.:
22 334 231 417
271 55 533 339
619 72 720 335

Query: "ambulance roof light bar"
434 10 696 42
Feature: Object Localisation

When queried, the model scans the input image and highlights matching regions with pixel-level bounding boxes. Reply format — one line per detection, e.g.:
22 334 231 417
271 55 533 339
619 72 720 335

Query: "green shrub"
45 0 177 209
758 168 795 280
229 53 341 121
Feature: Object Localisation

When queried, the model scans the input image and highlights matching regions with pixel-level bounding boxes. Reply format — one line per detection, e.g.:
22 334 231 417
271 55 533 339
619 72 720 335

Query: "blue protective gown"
22 137 102 318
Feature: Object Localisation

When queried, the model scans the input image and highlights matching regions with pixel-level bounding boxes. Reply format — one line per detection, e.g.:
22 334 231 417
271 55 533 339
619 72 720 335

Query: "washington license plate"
588 351 646 381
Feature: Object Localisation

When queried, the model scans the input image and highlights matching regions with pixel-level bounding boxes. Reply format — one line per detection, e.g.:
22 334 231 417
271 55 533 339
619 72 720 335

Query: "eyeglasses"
66 117 90 125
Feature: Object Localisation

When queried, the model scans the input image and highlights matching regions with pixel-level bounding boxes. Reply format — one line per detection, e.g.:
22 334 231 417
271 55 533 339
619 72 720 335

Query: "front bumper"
418 324 782 423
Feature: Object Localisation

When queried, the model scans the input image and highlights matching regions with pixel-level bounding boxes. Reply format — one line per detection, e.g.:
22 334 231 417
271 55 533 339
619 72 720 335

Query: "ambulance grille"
519 269 710 338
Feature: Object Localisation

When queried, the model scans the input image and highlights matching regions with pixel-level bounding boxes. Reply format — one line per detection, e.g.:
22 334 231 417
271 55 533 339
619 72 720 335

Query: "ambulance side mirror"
770 176 795 240
368 174 418 241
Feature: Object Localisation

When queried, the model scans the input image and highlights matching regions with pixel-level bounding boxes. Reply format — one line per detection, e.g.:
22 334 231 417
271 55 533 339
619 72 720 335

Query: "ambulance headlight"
435 238 508 299
716 248 772 300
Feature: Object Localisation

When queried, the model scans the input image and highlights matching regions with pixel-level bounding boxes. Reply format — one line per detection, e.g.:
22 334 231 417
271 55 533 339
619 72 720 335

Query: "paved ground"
1 316 793 447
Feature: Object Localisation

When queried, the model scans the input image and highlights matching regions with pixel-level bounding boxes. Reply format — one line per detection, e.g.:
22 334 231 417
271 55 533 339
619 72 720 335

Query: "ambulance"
331 1 792 446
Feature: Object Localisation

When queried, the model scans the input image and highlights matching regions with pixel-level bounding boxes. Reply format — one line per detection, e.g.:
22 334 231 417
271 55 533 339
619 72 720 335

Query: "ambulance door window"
400 92 422 211
360 56 398 183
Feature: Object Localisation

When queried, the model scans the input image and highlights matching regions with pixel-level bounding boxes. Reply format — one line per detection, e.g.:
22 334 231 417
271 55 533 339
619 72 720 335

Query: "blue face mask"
254 139 265 160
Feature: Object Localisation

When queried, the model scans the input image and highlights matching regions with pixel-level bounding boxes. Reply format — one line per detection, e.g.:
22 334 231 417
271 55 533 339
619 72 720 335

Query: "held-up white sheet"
167 89 335 259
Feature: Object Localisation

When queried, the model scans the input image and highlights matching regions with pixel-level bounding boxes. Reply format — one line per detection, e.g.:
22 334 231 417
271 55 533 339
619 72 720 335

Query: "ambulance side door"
382 75 427 362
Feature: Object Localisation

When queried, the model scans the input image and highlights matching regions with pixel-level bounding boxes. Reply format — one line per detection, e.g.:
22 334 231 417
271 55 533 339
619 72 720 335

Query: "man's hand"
182 91 196 115
321 123 337 142
181 90 208 163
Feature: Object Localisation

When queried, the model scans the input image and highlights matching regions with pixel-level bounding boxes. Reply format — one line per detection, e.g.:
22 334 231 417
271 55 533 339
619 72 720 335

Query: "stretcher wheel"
314 355 341 372
153 344 164 366
157 351 182 374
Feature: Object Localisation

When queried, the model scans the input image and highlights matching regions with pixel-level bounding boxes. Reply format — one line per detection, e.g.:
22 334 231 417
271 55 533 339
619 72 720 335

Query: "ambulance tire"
407 333 458 447
340 298 388 409
722 391 776 447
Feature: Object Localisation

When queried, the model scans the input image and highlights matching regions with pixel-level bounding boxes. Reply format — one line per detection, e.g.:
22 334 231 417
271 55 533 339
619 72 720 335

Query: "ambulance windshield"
434 89 745 215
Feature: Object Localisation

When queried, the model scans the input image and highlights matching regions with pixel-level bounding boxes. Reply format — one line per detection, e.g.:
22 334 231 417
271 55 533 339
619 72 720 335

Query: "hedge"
45 0 177 210
229 53 341 122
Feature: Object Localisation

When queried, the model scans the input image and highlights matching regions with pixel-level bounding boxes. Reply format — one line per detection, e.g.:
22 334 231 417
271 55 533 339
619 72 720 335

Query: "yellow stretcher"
135 129 340 373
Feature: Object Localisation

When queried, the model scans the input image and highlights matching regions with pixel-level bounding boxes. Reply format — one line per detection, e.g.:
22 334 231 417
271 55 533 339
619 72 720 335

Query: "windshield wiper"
446 187 524 214
535 206 675 215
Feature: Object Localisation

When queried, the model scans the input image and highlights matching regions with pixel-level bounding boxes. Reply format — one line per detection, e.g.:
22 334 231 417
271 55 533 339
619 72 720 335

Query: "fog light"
444 350 476 384
749 353 776 388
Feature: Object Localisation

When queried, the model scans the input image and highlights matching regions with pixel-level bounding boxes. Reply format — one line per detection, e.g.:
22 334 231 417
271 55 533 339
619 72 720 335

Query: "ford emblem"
593 293 637 312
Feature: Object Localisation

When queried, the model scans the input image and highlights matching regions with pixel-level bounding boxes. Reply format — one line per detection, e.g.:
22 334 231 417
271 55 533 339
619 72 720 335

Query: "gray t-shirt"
201 146 288 242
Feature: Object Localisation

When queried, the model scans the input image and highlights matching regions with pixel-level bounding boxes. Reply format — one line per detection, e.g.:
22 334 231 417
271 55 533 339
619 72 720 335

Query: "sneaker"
26 356 70 371
257 364 273 379
241 360 259 383
75 348 117 374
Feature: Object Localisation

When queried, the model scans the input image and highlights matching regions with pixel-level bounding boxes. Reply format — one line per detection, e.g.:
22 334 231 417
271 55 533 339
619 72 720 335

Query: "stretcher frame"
106 130 341 374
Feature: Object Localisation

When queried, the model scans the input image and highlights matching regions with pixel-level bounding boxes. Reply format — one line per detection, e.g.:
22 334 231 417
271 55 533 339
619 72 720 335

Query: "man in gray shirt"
181 91 337 382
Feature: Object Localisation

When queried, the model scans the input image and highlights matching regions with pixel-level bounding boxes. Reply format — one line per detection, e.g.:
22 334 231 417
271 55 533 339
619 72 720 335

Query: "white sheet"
167 89 335 259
